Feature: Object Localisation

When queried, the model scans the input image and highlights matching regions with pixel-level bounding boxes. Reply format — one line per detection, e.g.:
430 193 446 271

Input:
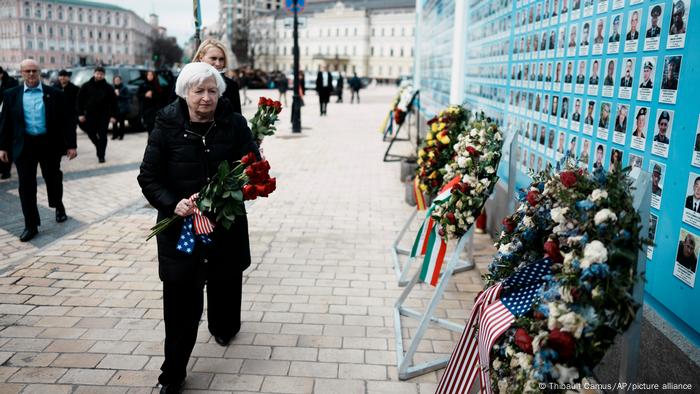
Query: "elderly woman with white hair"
137 62 258 394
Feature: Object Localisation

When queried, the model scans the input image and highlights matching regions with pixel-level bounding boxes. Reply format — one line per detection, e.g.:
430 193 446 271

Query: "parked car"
70 66 174 132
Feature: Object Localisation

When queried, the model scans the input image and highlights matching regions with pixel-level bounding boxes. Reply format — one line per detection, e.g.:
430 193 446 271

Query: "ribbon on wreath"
176 194 215 255
436 258 552 394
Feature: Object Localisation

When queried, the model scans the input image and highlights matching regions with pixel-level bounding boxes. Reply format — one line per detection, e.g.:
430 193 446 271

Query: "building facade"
219 0 282 44
0 0 154 69
249 0 414 80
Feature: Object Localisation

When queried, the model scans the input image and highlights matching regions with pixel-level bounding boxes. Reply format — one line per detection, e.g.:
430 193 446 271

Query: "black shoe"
1 172 9 180
119 135 124 140
159 381 183 394
98 157 106 163
19 227 38 242
111 135 118 140
56 209 67 223
214 335 231 346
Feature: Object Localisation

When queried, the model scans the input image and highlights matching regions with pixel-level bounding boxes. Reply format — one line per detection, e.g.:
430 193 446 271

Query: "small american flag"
436 259 551 394
176 194 215 255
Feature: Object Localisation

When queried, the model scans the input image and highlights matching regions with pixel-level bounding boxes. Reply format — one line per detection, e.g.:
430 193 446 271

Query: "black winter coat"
223 75 242 114
77 77 117 118
137 97 259 282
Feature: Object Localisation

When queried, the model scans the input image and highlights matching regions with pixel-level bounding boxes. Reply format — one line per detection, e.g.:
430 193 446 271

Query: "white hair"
175 62 226 99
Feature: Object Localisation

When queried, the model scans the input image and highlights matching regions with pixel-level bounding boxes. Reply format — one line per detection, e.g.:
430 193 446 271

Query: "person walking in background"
138 71 165 135
77 66 116 163
316 66 333 116
112 75 131 140
0 66 19 179
138 62 259 394
193 39 242 114
275 73 288 106
336 72 344 103
239 70 252 106
0 59 77 242
349 73 361 104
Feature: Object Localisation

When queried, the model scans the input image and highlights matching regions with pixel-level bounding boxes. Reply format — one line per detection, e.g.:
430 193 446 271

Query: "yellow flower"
426 132 434 141
431 123 439 132
427 140 435 146
428 151 435 158
418 149 425 157
417 158 423 165
439 135 450 145
429 171 438 179
420 184 428 192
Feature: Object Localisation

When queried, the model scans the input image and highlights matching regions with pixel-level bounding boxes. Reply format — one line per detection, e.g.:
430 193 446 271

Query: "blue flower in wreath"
576 199 595 210
618 229 631 240
581 263 610 281
533 348 557 380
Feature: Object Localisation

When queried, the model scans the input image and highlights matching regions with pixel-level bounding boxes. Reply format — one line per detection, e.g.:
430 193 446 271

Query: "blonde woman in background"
193 39 242 114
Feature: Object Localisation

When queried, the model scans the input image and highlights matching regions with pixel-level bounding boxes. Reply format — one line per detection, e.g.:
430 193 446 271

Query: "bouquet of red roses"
146 153 276 241
250 97 282 145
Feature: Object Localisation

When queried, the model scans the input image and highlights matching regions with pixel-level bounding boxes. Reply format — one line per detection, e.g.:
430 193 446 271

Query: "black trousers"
159 254 242 385
84 115 109 159
112 112 126 139
0 151 12 175
15 135 63 227
351 90 360 103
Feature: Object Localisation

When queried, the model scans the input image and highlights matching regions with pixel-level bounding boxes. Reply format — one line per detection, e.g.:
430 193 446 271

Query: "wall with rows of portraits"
452 0 699 343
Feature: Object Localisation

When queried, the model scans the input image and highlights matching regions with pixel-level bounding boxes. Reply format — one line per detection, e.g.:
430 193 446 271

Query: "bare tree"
151 37 184 68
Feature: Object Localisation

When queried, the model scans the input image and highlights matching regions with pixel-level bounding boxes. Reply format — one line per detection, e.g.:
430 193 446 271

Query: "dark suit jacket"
685 196 700 211
0 84 76 159
0 75 19 106
315 72 333 103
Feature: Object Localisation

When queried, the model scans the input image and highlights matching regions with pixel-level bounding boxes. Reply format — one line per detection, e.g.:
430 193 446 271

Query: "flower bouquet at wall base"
393 84 415 126
431 118 504 240
484 168 645 393
415 106 471 198
146 152 276 243
250 97 282 145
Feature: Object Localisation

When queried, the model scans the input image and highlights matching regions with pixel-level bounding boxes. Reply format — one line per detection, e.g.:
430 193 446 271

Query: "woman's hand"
174 199 195 217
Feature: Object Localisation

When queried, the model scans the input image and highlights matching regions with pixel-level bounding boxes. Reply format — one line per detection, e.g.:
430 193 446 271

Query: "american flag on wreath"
436 259 551 394
176 194 215 255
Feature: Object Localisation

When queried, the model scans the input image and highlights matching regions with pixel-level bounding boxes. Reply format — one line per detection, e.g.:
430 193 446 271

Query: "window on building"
27 40 33 49
389 66 393 75
411 47 414 56
78 10 83 22
35 3 41 18
50 56 55 63
26 24 31 33
88 11 92 23
39 56 44 63
336 28 339 36
378 65 383 75
400 48 404 57
108 32 111 40
48 27 53 37
98 31 102 39
391 27 395 36
381 28 384 36
37 25 42 34
371 28 375 36
89 31 93 39
354 27 357 36
116 32 120 40
60 27 64 37
124 33 128 40
98 13 102 24
353 46 356 56
390 48 393 56
47 10 52 20
38 41 43 49
370 46 374 56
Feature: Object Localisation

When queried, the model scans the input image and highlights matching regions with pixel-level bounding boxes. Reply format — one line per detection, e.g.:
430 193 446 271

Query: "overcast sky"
91 0 220 45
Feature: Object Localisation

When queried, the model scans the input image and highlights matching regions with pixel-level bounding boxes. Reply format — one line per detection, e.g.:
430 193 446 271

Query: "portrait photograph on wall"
675 229 699 288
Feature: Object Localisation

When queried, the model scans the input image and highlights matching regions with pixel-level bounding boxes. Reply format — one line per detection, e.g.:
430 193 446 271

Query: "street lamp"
291 0 302 133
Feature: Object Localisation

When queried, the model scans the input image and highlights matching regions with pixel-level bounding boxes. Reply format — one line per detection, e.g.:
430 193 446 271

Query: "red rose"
258 97 267 106
466 146 481 156
543 240 563 264
242 184 257 200
241 152 256 165
502 217 516 233
265 177 277 194
570 287 581 302
431 180 439 188
446 212 456 224
533 311 545 320
256 184 269 197
438 227 445 237
547 329 575 361
526 190 540 206
559 171 577 188
457 182 471 194
514 328 533 354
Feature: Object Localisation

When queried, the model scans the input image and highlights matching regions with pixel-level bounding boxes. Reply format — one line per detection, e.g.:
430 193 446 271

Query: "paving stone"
288 361 338 378
96 355 149 370
240 359 290 375
313 378 366 394
209 374 263 391
7 367 67 383
260 376 314 393
58 368 116 385
51 353 105 368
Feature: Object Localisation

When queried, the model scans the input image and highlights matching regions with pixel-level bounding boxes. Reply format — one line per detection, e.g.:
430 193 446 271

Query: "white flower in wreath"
466 215 475 224
498 242 514 254
559 286 574 303
485 166 496 174
553 364 580 385
594 209 617 225
547 302 570 329
510 352 533 370
531 331 549 353
580 240 608 269
590 189 609 202
524 380 540 394
448 224 456 234
522 216 534 227
495 131 503 141
492 358 502 371
566 235 585 245
455 200 464 209
457 156 469 168
498 379 509 393
470 128 478 137
550 206 569 224
558 311 586 338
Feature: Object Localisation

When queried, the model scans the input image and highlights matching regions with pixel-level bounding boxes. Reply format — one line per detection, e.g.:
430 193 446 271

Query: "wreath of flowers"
432 119 504 239
415 105 470 197
485 168 644 393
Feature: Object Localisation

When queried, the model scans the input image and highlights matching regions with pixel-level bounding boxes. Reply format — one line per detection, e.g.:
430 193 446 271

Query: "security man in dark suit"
0 59 77 242
0 66 19 179
646 6 662 38
685 177 700 213
315 66 333 116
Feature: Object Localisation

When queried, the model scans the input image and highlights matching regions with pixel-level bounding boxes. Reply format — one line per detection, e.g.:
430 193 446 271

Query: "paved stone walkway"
0 87 496 393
